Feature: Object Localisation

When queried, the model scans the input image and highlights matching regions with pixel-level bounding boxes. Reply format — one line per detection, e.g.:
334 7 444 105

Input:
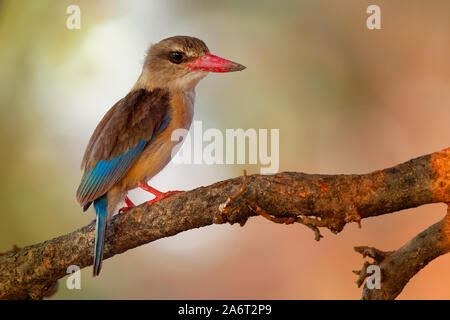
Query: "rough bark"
0 147 449 300
355 205 450 299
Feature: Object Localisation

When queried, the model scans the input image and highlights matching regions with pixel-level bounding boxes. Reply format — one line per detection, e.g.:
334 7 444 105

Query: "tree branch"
0 147 448 300
354 204 450 299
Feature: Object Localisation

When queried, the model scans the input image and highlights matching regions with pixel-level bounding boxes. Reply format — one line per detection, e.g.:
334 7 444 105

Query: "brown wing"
76 88 170 206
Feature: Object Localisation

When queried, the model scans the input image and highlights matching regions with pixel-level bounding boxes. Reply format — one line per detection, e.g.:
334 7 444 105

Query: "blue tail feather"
93 194 108 276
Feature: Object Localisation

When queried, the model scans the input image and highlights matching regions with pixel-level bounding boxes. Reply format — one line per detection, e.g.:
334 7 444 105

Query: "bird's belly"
125 137 177 187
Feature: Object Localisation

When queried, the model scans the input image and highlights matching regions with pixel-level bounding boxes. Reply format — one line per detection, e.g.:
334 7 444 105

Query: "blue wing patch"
77 139 147 205
159 108 171 133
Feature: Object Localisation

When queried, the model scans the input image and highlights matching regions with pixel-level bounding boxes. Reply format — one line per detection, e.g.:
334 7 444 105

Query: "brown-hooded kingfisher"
76 36 245 276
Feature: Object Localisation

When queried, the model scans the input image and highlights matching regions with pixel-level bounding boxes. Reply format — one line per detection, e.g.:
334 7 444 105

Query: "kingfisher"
76 36 245 276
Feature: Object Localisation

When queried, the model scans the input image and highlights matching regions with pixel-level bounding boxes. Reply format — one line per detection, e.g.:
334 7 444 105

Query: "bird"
76 36 245 276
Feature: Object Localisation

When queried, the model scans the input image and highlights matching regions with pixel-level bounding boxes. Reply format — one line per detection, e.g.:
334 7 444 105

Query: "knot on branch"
353 246 392 288
248 205 324 241
214 170 249 226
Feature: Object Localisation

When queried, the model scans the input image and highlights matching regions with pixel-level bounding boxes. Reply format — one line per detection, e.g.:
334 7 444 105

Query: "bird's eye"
169 51 184 64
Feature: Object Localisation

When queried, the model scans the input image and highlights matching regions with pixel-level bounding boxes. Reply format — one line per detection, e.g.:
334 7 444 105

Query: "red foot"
119 196 135 213
138 183 183 206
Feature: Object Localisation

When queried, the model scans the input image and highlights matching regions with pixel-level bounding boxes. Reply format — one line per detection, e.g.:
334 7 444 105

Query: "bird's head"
137 36 246 91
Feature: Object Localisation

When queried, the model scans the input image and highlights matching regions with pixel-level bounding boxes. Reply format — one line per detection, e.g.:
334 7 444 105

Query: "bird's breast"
121 90 195 189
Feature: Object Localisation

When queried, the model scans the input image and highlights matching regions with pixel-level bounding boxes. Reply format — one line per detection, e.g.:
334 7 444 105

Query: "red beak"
187 53 246 73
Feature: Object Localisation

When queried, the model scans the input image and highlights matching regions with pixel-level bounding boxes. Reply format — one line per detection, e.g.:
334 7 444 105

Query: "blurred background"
0 0 449 299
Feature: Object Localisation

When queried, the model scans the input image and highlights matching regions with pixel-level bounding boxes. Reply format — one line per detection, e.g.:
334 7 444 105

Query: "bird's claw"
147 190 182 206
118 196 135 221
119 206 131 214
